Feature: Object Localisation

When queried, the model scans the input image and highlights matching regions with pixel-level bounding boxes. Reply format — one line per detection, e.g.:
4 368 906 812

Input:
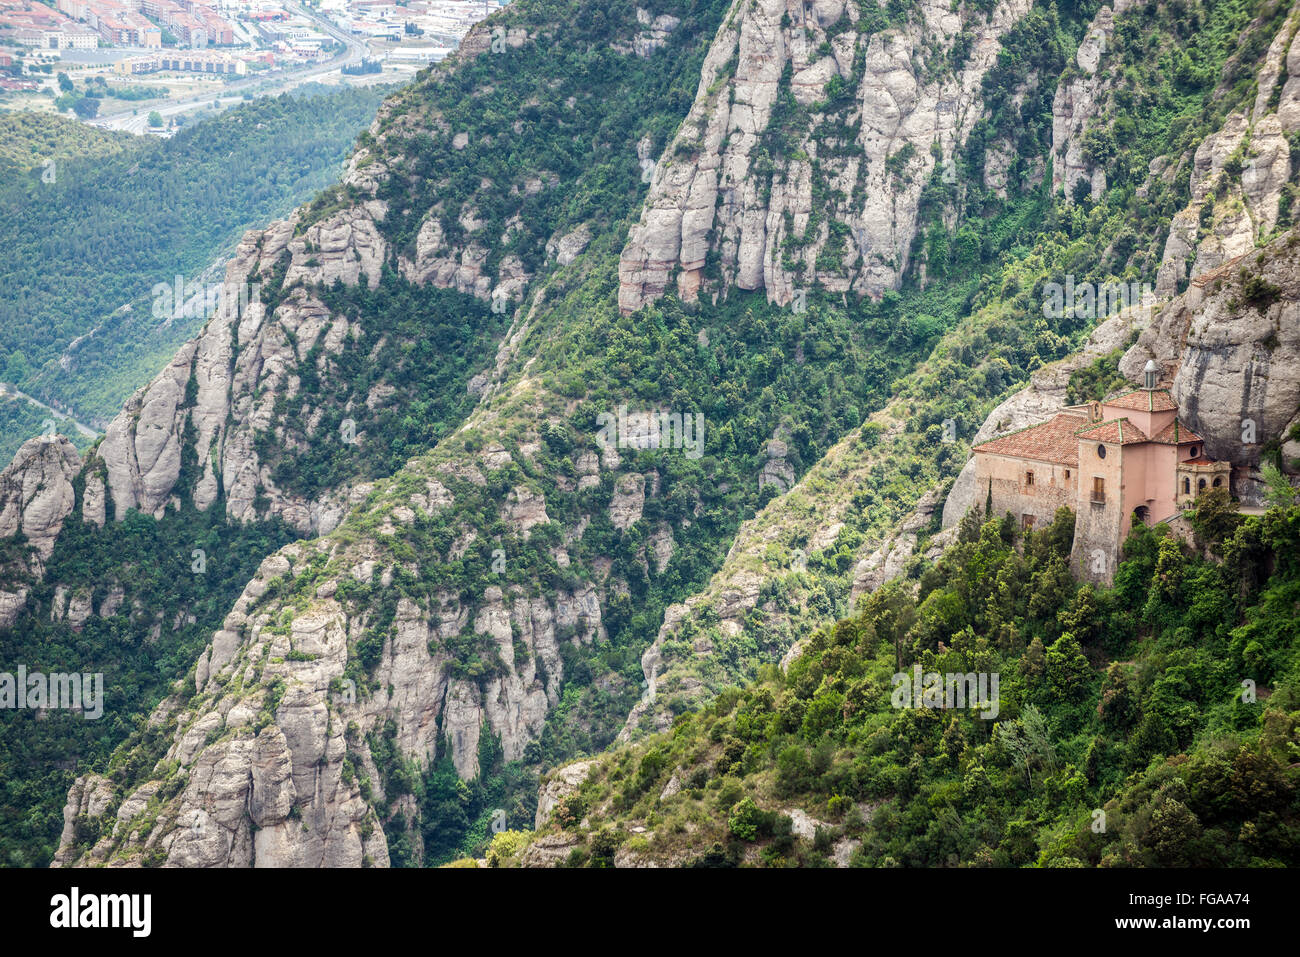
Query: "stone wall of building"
1071 438 1126 583
975 452 1076 532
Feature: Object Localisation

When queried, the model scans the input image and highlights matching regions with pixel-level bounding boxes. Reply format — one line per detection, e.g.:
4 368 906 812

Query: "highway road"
86 3 370 135
0 384 100 440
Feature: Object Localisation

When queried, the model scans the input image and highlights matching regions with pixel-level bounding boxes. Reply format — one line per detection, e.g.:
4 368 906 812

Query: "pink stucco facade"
971 387 1231 583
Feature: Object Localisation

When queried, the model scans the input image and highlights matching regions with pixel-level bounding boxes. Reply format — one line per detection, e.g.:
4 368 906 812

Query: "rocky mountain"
618 0 1035 310
3 0 1298 869
0 86 396 467
0 437 82 630
624 0 1300 739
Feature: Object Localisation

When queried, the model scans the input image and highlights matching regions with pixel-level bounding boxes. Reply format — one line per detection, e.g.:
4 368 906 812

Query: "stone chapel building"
971 361 1231 582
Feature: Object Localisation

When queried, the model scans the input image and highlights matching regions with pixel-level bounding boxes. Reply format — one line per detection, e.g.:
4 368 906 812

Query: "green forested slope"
499 497 1300 867
6 0 1298 871
0 84 392 440
0 112 139 176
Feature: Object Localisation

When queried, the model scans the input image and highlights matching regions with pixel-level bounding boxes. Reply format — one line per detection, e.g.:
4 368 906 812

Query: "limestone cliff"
1123 233 1300 496
618 0 1034 312
95 212 382 535
35 0 1300 871
1049 0 1135 202
1153 11 1300 296
0 436 81 628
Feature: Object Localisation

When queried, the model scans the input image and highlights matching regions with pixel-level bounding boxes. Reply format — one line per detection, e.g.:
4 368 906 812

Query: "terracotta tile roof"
973 412 1086 466
1183 456 1221 466
1075 417 1150 445
1103 388 1179 412
1150 418 1203 445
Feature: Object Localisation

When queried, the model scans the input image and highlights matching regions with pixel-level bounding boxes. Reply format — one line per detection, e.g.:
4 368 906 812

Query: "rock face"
399 216 526 301
1121 236 1300 494
534 759 594 828
0 436 81 561
1050 2 1134 201
613 7 681 58
609 473 646 531
94 214 380 535
545 224 592 267
618 0 1034 313
50 397 626 865
1115 17 1300 491
51 775 114 866
0 436 82 627
849 487 949 608
1153 16 1300 296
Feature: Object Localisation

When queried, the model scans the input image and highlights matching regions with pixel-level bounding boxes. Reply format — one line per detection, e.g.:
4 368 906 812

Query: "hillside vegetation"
0 112 139 174
4 0 1298 870
0 84 393 440
494 498 1300 867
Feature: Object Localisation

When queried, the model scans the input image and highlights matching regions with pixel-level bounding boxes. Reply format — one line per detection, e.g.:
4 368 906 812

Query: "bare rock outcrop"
534 759 595 828
1153 17 1300 296
0 436 81 561
51 774 114 866
545 224 593 267
76 206 388 540
1123 236 1300 489
613 7 681 58
849 486 945 608
618 0 1034 313
53 457 606 864
1050 2 1135 200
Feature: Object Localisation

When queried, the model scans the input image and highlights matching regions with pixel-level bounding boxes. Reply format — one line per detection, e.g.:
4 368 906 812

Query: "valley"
0 0 1296 876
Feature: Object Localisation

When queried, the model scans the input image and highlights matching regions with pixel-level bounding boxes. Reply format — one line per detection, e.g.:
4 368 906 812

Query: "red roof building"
970 361 1231 582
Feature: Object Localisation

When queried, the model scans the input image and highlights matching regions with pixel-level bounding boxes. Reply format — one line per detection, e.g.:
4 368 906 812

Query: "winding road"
86 2 369 135
0 384 100 440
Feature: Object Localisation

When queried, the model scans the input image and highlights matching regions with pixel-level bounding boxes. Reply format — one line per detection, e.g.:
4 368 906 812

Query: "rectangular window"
1092 476 1105 503
1025 470 1034 487
1021 514 1035 530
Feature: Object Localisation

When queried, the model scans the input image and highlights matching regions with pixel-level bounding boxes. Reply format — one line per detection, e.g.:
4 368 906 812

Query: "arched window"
1213 477 1222 487
1198 478 1207 491
1183 477 1190 494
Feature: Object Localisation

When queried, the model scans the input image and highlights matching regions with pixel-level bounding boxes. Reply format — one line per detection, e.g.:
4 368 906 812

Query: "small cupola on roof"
1143 359 1157 390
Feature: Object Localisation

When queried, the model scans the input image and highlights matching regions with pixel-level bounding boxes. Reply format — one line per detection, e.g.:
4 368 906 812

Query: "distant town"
0 0 506 126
